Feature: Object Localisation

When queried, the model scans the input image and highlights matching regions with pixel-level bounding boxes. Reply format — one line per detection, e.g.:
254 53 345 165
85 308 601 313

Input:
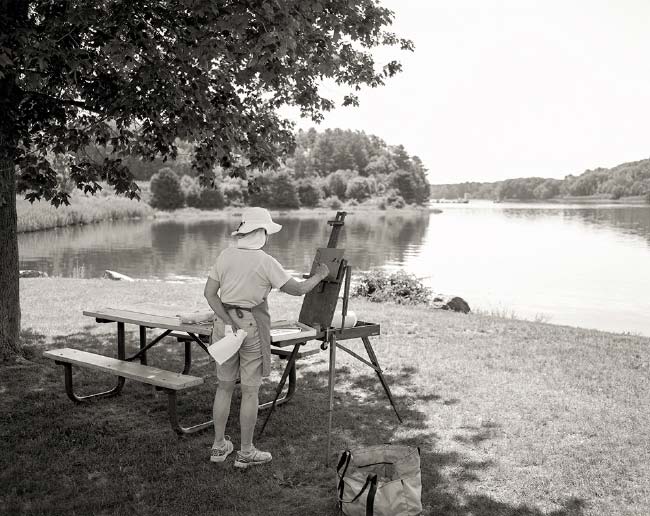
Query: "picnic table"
43 213 403 457
44 304 323 435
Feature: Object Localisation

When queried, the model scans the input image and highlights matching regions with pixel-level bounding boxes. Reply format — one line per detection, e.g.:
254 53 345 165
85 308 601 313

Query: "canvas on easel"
298 247 345 331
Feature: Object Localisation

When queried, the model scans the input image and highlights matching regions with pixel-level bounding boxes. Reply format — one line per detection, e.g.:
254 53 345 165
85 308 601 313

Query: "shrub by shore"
2 278 648 515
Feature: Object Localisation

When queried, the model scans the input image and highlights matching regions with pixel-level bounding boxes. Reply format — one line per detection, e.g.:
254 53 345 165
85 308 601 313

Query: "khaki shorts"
215 310 263 387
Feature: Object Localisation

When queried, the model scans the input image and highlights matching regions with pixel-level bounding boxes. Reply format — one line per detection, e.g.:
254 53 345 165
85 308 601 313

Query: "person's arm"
203 277 240 331
280 263 330 296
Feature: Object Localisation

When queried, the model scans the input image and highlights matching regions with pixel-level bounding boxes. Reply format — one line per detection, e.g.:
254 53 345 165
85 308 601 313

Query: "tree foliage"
430 158 650 202
296 179 322 207
195 187 226 210
346 176 373 202
1 0 413 205
280 128 431 205
269 172 300 209
149 167 184 210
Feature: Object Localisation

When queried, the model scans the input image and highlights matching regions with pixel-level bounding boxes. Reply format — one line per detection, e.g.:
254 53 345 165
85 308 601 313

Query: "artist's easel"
258 212 402 465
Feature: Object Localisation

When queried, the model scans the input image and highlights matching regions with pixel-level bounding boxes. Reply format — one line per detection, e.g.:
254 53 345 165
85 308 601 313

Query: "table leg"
139 326 147 365
127 329 172 362
163 389 213 435
182 341 192 375
117 322 125 359
187 333 210 356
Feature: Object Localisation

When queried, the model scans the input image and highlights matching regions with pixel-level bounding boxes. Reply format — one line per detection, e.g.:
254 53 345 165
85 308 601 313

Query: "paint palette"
270 320 318 342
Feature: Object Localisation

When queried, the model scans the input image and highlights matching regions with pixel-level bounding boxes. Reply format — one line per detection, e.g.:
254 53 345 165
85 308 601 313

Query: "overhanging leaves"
1 0 413 204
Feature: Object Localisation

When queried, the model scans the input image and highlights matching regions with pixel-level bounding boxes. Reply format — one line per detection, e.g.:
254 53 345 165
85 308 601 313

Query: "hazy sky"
288 0 650 184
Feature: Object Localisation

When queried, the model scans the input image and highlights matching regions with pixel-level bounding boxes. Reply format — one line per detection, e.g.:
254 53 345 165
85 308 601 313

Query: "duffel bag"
336 444 422 516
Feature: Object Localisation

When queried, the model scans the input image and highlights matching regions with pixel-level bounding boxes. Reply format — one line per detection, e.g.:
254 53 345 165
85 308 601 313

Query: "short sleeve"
262 254 292 289
208 254 221 282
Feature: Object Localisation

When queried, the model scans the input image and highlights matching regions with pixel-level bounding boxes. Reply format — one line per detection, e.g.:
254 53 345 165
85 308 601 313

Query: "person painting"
203 207 329 468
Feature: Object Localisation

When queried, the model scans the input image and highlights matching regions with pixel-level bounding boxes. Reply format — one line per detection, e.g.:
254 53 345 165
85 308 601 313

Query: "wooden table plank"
83 308 212 336
83 308 321 343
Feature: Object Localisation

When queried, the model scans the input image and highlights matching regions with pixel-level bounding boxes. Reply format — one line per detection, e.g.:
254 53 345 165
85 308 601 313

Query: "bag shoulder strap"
338 474 378 511
336 451 352 509
366 474 378 516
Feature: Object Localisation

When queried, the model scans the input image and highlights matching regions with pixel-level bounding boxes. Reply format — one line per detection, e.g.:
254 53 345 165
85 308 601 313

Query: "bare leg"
212 380 236 447
240 384 260 452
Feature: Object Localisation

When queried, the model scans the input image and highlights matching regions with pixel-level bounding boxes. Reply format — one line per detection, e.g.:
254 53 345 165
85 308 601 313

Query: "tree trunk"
0 0 26 360
0 144 20 361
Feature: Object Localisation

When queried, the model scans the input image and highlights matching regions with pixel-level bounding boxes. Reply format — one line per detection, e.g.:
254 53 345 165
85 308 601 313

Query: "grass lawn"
2 278 649 515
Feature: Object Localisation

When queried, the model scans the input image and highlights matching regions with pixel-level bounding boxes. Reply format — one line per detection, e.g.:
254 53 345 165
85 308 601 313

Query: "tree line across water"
430 158 650 202
83 128 431 211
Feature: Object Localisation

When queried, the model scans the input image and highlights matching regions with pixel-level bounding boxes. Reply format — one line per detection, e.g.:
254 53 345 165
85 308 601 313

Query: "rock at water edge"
431 295 470 313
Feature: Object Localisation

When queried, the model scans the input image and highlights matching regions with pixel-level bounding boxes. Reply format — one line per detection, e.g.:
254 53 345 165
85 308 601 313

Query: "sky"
286 0 650 185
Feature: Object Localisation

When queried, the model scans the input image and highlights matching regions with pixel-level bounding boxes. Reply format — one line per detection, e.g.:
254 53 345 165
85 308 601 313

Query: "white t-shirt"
208 248 292 308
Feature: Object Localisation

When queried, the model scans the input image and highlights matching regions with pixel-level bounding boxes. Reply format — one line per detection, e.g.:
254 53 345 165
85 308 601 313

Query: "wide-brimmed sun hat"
231 207 282 236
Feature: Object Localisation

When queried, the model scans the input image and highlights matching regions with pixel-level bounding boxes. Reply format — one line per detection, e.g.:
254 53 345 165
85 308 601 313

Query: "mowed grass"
2 278 649 516
17 185 153 233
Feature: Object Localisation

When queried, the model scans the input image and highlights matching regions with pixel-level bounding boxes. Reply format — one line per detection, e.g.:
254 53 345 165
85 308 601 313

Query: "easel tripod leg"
258 343 302 436
361 337 403 423
326 332 337 467
258 361 297 410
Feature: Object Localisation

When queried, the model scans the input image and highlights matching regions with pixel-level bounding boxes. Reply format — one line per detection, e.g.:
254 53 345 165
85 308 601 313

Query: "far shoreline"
436 195 649 205
16 201 442 234
500 195 649 205
151 204 441 223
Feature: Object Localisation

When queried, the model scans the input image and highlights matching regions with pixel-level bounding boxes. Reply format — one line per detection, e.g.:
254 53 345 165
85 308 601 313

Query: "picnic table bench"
44 305 324 435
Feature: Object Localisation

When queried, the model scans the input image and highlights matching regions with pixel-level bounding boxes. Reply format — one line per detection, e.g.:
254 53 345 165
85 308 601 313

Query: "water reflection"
566 207 650 244
498 205 650 246
18 211 432 280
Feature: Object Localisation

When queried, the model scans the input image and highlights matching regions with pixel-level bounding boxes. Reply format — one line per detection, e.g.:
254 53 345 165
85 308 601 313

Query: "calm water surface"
18 202 650 336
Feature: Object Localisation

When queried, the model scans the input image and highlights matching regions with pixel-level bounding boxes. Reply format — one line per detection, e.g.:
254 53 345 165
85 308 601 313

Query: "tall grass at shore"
3 278 649 516
17 189 153 233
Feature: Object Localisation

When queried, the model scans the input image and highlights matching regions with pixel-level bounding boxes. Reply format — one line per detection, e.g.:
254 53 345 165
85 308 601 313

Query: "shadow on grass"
0 328 585 516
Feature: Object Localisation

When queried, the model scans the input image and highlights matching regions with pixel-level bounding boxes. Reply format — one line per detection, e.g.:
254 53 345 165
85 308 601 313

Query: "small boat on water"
435 198 469 204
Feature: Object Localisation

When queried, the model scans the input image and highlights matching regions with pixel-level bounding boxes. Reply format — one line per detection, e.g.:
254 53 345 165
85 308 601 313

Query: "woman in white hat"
204 207 329 468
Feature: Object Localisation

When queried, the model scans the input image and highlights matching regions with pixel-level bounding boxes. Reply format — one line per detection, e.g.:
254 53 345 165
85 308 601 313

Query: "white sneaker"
234 447 272 469
210 437 233 463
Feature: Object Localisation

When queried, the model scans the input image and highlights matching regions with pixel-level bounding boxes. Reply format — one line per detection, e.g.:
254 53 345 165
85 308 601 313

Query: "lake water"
18 201 650 336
